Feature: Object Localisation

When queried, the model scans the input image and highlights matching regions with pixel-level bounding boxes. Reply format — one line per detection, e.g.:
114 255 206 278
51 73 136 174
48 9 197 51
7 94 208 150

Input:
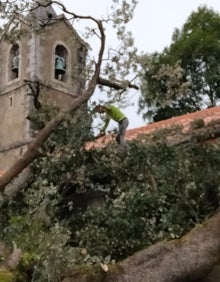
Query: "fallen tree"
62 210 220 282
1 209 219 281
2 112 220 205
1 3 220 282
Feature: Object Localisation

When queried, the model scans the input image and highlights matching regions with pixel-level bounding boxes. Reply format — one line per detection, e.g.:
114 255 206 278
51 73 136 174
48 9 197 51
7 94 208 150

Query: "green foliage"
139 6 220 121
0 269 14 282
68 141 220 260
1 2 220 281
139 55 192 121
1 101 220 280
1 110 220 280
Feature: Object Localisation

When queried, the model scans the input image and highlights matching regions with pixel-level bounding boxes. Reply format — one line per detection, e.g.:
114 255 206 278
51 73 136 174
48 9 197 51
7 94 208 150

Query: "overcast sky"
60 0 220 130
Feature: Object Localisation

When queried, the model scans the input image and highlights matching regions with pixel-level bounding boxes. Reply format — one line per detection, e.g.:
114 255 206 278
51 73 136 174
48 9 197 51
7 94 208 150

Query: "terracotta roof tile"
85 106 220 150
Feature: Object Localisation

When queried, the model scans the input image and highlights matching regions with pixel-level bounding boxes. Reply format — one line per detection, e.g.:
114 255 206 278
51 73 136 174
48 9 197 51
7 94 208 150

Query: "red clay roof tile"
85 106 220 150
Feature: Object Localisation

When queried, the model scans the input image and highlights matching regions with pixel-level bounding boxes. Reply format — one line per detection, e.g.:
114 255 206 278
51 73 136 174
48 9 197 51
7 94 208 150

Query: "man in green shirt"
95 104 129 151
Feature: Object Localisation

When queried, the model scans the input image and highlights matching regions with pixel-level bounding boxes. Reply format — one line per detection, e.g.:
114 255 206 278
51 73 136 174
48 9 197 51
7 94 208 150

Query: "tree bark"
98 77 139 90
0 167 32 208
63 211 220 282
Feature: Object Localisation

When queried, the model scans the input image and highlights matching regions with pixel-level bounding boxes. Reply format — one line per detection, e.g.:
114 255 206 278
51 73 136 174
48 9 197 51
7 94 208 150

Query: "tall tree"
139 5 220 122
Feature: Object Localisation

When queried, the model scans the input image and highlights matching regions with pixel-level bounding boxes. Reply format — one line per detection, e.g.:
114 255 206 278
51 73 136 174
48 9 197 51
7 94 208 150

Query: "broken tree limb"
63 211 220 282
0 167 33 208
98 77 139 90
107 211 220 282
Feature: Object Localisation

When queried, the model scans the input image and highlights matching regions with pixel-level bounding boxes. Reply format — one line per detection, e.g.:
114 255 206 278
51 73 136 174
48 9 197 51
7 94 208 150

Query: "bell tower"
0 2 87 170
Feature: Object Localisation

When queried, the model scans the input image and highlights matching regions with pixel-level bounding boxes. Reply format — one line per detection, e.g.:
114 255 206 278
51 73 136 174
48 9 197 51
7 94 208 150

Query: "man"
95 104 129 151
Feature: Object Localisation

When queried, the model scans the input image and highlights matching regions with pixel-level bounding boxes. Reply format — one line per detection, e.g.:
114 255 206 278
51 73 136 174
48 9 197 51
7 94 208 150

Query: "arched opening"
54 44 68 81
9 43 20 80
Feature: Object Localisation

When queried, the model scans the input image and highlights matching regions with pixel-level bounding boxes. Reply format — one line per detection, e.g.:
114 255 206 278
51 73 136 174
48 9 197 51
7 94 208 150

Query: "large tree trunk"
63 211 220 282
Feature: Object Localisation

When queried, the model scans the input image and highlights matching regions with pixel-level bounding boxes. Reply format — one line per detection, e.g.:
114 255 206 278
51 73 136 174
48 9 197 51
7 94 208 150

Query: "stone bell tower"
0 2 87 170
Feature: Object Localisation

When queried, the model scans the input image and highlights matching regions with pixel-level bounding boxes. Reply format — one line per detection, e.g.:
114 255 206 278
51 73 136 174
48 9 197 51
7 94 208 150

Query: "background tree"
139 5 220 122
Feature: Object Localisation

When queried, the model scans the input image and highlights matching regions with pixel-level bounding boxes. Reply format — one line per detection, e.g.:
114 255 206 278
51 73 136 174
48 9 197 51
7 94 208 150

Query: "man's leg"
116 118 129 151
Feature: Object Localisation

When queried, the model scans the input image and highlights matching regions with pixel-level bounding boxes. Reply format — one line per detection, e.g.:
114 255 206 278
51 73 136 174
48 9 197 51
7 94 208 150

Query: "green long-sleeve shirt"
101 105 126 132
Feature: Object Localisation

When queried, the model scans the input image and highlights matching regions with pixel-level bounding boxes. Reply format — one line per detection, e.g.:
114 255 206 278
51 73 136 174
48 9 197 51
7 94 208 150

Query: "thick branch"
0 167 32 207
108 211 220 282
63 211 220 282
98 77 139 90
0 98 81 190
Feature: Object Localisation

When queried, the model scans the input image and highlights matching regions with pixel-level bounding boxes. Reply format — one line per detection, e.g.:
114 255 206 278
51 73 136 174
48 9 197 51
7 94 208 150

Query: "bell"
55 55 65 75
11 55 19 72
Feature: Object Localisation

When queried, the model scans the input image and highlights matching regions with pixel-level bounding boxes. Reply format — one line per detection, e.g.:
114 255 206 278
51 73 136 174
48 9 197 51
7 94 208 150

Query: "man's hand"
95 131 106 139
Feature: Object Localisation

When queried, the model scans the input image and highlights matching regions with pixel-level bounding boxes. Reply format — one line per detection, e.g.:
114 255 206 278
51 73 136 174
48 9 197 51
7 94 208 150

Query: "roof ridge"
85 106 220 150
127 106 220 133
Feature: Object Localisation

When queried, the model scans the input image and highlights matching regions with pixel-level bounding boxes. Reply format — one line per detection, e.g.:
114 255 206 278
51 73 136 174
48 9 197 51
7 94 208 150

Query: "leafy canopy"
139 6 220 122
1 111 220 280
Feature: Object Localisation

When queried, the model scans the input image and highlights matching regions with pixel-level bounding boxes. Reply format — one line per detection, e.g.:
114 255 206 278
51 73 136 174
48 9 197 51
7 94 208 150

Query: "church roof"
30 1 61 25
85 106 220 150
1 107 220 177
29 1 87 47
0 1 88 48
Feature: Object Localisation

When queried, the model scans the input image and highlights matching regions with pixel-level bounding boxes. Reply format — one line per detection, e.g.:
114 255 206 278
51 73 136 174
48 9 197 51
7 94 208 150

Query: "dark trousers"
116 118 129 151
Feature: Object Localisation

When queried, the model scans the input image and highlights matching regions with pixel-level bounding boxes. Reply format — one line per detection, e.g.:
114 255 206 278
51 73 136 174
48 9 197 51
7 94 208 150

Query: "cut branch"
98 77 139 90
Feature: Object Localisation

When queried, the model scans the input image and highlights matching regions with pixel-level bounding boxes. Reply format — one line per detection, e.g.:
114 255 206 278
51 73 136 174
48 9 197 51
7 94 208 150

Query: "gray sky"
60 0 220 130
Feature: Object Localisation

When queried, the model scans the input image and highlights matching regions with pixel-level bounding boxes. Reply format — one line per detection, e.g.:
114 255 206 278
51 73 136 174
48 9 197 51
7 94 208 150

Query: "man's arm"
101 116 110 133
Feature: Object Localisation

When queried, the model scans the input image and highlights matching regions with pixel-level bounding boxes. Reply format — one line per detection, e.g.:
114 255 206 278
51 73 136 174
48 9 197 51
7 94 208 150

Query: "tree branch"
98 77 139 90
63 211 220 282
